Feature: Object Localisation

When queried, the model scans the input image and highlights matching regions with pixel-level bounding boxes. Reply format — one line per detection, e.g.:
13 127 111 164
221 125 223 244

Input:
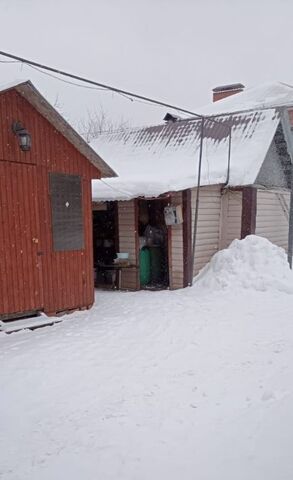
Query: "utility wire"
0 49 230 129
100 178 133 198
27 63 107 91
0 59 19 63
28 62 191 118
27 63 136 103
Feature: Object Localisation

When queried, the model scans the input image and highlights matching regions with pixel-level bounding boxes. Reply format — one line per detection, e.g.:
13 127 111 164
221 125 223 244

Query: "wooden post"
241 187 257 238
183 189 192 287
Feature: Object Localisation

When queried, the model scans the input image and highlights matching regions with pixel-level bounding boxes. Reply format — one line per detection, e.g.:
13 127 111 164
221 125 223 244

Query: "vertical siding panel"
255 189 290 251
220 189 243 248
17 163 30 312
2 94 11 162
38 167 52 312
13 162 26 313
6 162 19 312
31 164 44 309
118 200 138 290
51 145 59 311
84 178 94 306
169 191 184 289
0 164 5 313
49 131 61 312
192 185 222 276
56 134 69 311
0 162 41 316
24 164 37 310
0 163 11 313
0 96 4 160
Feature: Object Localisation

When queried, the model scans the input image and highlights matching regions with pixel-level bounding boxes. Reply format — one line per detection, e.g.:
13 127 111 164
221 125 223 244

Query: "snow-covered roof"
0 80 116 178
91 108 280 201
197 81 293 116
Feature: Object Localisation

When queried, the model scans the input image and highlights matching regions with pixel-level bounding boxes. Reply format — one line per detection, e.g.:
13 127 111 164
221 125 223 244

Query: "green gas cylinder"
139 247 151 286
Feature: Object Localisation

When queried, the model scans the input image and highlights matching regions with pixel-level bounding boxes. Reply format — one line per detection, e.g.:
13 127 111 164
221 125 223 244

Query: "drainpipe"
190 119 232 284
226 125 232 186
190 117 205 285
280 108 293 268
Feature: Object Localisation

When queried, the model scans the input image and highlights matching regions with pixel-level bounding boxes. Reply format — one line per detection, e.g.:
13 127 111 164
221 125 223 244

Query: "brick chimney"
212 83 245 102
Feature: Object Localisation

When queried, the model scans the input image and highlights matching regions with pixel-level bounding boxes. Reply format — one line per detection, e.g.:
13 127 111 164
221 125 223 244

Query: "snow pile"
194 235 293 293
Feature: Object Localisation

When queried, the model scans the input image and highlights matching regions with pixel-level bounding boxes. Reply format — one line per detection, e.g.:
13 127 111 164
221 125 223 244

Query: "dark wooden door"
0 161 43 318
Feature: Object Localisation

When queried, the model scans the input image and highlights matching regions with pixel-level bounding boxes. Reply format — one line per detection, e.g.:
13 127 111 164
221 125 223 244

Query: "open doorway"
138 198 169 289
93 202 118 288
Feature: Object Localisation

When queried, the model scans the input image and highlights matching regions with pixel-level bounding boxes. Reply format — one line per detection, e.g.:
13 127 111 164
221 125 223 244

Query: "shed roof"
91 108 280 201
0 80 116 178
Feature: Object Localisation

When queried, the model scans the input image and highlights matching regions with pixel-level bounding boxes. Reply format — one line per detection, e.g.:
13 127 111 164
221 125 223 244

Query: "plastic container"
116 252 129 259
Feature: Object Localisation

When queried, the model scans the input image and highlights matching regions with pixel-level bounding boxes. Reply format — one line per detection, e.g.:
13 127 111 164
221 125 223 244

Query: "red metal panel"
0 161 43 316
0 88 98 316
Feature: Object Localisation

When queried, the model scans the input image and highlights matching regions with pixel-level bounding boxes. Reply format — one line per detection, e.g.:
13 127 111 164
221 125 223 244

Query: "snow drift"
194 235 293 293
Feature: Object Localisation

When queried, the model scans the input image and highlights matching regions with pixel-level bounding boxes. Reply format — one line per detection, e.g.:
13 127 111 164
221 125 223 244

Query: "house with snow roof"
90 82 293 291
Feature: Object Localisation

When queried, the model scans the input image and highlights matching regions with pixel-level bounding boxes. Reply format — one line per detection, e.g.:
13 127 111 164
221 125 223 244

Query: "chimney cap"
212 83 245 93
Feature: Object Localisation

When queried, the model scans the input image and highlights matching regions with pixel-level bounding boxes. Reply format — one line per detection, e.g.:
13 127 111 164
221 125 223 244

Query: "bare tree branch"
78 106 129 142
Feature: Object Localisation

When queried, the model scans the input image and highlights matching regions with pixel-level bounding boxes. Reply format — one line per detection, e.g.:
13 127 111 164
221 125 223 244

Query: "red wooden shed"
0 80 115 321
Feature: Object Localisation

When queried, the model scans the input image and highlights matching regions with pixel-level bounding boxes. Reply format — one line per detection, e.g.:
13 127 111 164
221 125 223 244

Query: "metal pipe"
279 108 293 268
226 125 232 185
190 117 205 285
288 163 293 268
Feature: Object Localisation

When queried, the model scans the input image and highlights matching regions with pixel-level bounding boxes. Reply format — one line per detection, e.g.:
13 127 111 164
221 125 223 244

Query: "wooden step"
0 315 62 334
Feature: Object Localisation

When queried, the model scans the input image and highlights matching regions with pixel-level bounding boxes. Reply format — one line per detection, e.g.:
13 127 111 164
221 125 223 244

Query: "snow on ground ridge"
194 235 293 294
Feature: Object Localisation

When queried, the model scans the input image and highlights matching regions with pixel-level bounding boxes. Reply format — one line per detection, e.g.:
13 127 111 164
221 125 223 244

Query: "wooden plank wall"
169 191 184 289
117 200 139 290
255 189 290 251
192 186 222 277
219 189 243 249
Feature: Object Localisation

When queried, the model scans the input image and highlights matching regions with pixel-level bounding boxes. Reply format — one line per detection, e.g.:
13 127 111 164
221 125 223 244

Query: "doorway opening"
138 198 169 289
93 202 118 288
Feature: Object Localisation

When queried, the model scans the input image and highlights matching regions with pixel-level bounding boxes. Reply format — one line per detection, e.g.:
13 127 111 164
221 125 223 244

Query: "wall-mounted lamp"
12 121 31 151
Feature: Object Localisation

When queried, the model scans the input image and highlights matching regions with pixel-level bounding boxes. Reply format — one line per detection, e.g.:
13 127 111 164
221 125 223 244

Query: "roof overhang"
0 80 116 178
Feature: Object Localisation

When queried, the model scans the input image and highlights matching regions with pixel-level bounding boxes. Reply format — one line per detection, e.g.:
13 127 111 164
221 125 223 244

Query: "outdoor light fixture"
12 121 31 151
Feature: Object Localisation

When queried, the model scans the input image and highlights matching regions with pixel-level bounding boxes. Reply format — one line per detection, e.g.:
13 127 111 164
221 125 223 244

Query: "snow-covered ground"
1 236 293 480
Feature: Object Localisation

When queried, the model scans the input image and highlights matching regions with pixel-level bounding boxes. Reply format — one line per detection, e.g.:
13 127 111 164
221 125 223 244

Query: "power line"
0 50 230 129
27 63 136 104
0 59 19 64
26 63 107 91
0 50 200 116
26 61 192 118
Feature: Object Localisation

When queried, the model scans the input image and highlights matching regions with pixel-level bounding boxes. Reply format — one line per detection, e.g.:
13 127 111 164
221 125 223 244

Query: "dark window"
49 173 84 251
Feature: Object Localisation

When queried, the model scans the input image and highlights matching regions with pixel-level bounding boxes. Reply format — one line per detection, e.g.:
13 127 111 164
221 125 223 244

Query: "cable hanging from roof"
0 50 230 130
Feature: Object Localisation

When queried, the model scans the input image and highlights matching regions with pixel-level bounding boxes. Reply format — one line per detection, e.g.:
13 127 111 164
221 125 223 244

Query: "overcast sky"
0 0 293 130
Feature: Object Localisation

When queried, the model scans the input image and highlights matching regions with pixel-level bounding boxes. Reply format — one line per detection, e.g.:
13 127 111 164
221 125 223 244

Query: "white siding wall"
255 189 289 251
219 190 243 249
192 186 222 276
169 191 184 289
118 200 139 290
